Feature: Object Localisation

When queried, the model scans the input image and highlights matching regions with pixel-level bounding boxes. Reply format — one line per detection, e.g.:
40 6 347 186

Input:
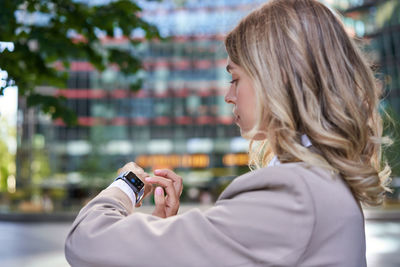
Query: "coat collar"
268 134 312 167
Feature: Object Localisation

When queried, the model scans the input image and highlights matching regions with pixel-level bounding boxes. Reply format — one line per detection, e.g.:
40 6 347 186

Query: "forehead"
226 57 239 73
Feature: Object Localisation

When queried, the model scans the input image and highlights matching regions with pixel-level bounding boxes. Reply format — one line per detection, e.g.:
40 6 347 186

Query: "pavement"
0 222 71 267
0 205 399 267
364 208 400 220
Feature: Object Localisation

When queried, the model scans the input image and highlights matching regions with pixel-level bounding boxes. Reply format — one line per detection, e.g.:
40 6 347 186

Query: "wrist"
114 171 145 205
108 179 137 207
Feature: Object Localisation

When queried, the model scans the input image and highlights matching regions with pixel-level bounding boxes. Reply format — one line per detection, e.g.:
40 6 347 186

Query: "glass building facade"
330 0 400 114
14 0 400 209
331 0 400 201
16 0 267 208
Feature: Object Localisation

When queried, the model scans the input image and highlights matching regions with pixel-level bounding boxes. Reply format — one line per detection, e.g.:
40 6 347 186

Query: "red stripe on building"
132 90 149 98
197 116 215 125
155 60 169 68
175 89 189 97
78 117 101 126
195 60 213 69
216 59 227 67
132 117 150 125
215 34 225 41
174 60 190 70
217 116 233 125
112 89 129 98
154 90 170 98
198 89 212 97
111 117 129 125
173 36 189 43
88 90 107 98
175 116 192 125
78 117 92 126
57 89 106 99
154 117 171 125
143 61 169 69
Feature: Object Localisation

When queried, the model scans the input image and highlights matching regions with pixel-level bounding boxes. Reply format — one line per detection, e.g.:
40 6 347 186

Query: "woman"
65 0 392 266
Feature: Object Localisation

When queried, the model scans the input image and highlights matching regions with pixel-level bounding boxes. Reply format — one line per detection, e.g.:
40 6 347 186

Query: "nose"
224 86 236 104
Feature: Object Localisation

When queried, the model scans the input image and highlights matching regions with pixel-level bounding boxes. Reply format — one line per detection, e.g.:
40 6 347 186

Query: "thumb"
152 187 166 218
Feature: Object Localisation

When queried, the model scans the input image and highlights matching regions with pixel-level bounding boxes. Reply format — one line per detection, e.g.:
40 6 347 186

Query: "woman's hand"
145 169 183 218
117 162 154 207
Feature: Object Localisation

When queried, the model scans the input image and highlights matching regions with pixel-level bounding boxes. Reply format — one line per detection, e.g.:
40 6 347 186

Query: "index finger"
145 176 178 206
153 169 183 194
154 169 182 183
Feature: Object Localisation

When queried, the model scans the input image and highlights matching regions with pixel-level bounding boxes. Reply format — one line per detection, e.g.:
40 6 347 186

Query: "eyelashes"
229 79 239 85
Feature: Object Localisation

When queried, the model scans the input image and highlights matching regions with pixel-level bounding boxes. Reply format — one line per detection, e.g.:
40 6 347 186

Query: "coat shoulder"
218 162 343 202
220 163 305 195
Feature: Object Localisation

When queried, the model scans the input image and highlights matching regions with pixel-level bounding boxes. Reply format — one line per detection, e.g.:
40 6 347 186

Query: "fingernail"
145 177 152 182
155 187 163 195
154 169 161 174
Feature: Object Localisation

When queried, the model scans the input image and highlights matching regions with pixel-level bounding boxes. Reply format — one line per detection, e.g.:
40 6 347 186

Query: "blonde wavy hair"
224 0 392 206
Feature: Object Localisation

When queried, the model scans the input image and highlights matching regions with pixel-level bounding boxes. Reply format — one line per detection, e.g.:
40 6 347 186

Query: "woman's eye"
229 79 239 85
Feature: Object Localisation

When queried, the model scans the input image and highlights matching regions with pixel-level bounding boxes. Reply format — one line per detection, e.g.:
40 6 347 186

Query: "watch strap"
108 179 137 206
115 171 145 204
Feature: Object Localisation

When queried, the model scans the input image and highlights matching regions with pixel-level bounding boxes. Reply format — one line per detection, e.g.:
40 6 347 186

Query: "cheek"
243 108 257 128
239 84 257 110
238 93 257 128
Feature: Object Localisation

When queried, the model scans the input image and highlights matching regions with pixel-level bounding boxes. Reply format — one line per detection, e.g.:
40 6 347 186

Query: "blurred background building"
332 0 400 113
1 1 399 266
15 0 267 210
11 0 400 211
330 0 400 202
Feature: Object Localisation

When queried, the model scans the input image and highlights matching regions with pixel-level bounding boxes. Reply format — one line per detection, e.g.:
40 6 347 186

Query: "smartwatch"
115 171 145 204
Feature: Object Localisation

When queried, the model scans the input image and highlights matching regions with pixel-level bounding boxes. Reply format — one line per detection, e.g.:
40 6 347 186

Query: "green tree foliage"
0 141 13 192
0 0 160 125
0 117 16 192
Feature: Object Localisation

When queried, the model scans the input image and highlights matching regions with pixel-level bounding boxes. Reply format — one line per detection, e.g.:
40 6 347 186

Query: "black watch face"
125 172 144 190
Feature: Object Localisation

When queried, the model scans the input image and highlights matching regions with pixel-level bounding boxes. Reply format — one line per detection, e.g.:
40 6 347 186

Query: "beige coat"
65 162 366 267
